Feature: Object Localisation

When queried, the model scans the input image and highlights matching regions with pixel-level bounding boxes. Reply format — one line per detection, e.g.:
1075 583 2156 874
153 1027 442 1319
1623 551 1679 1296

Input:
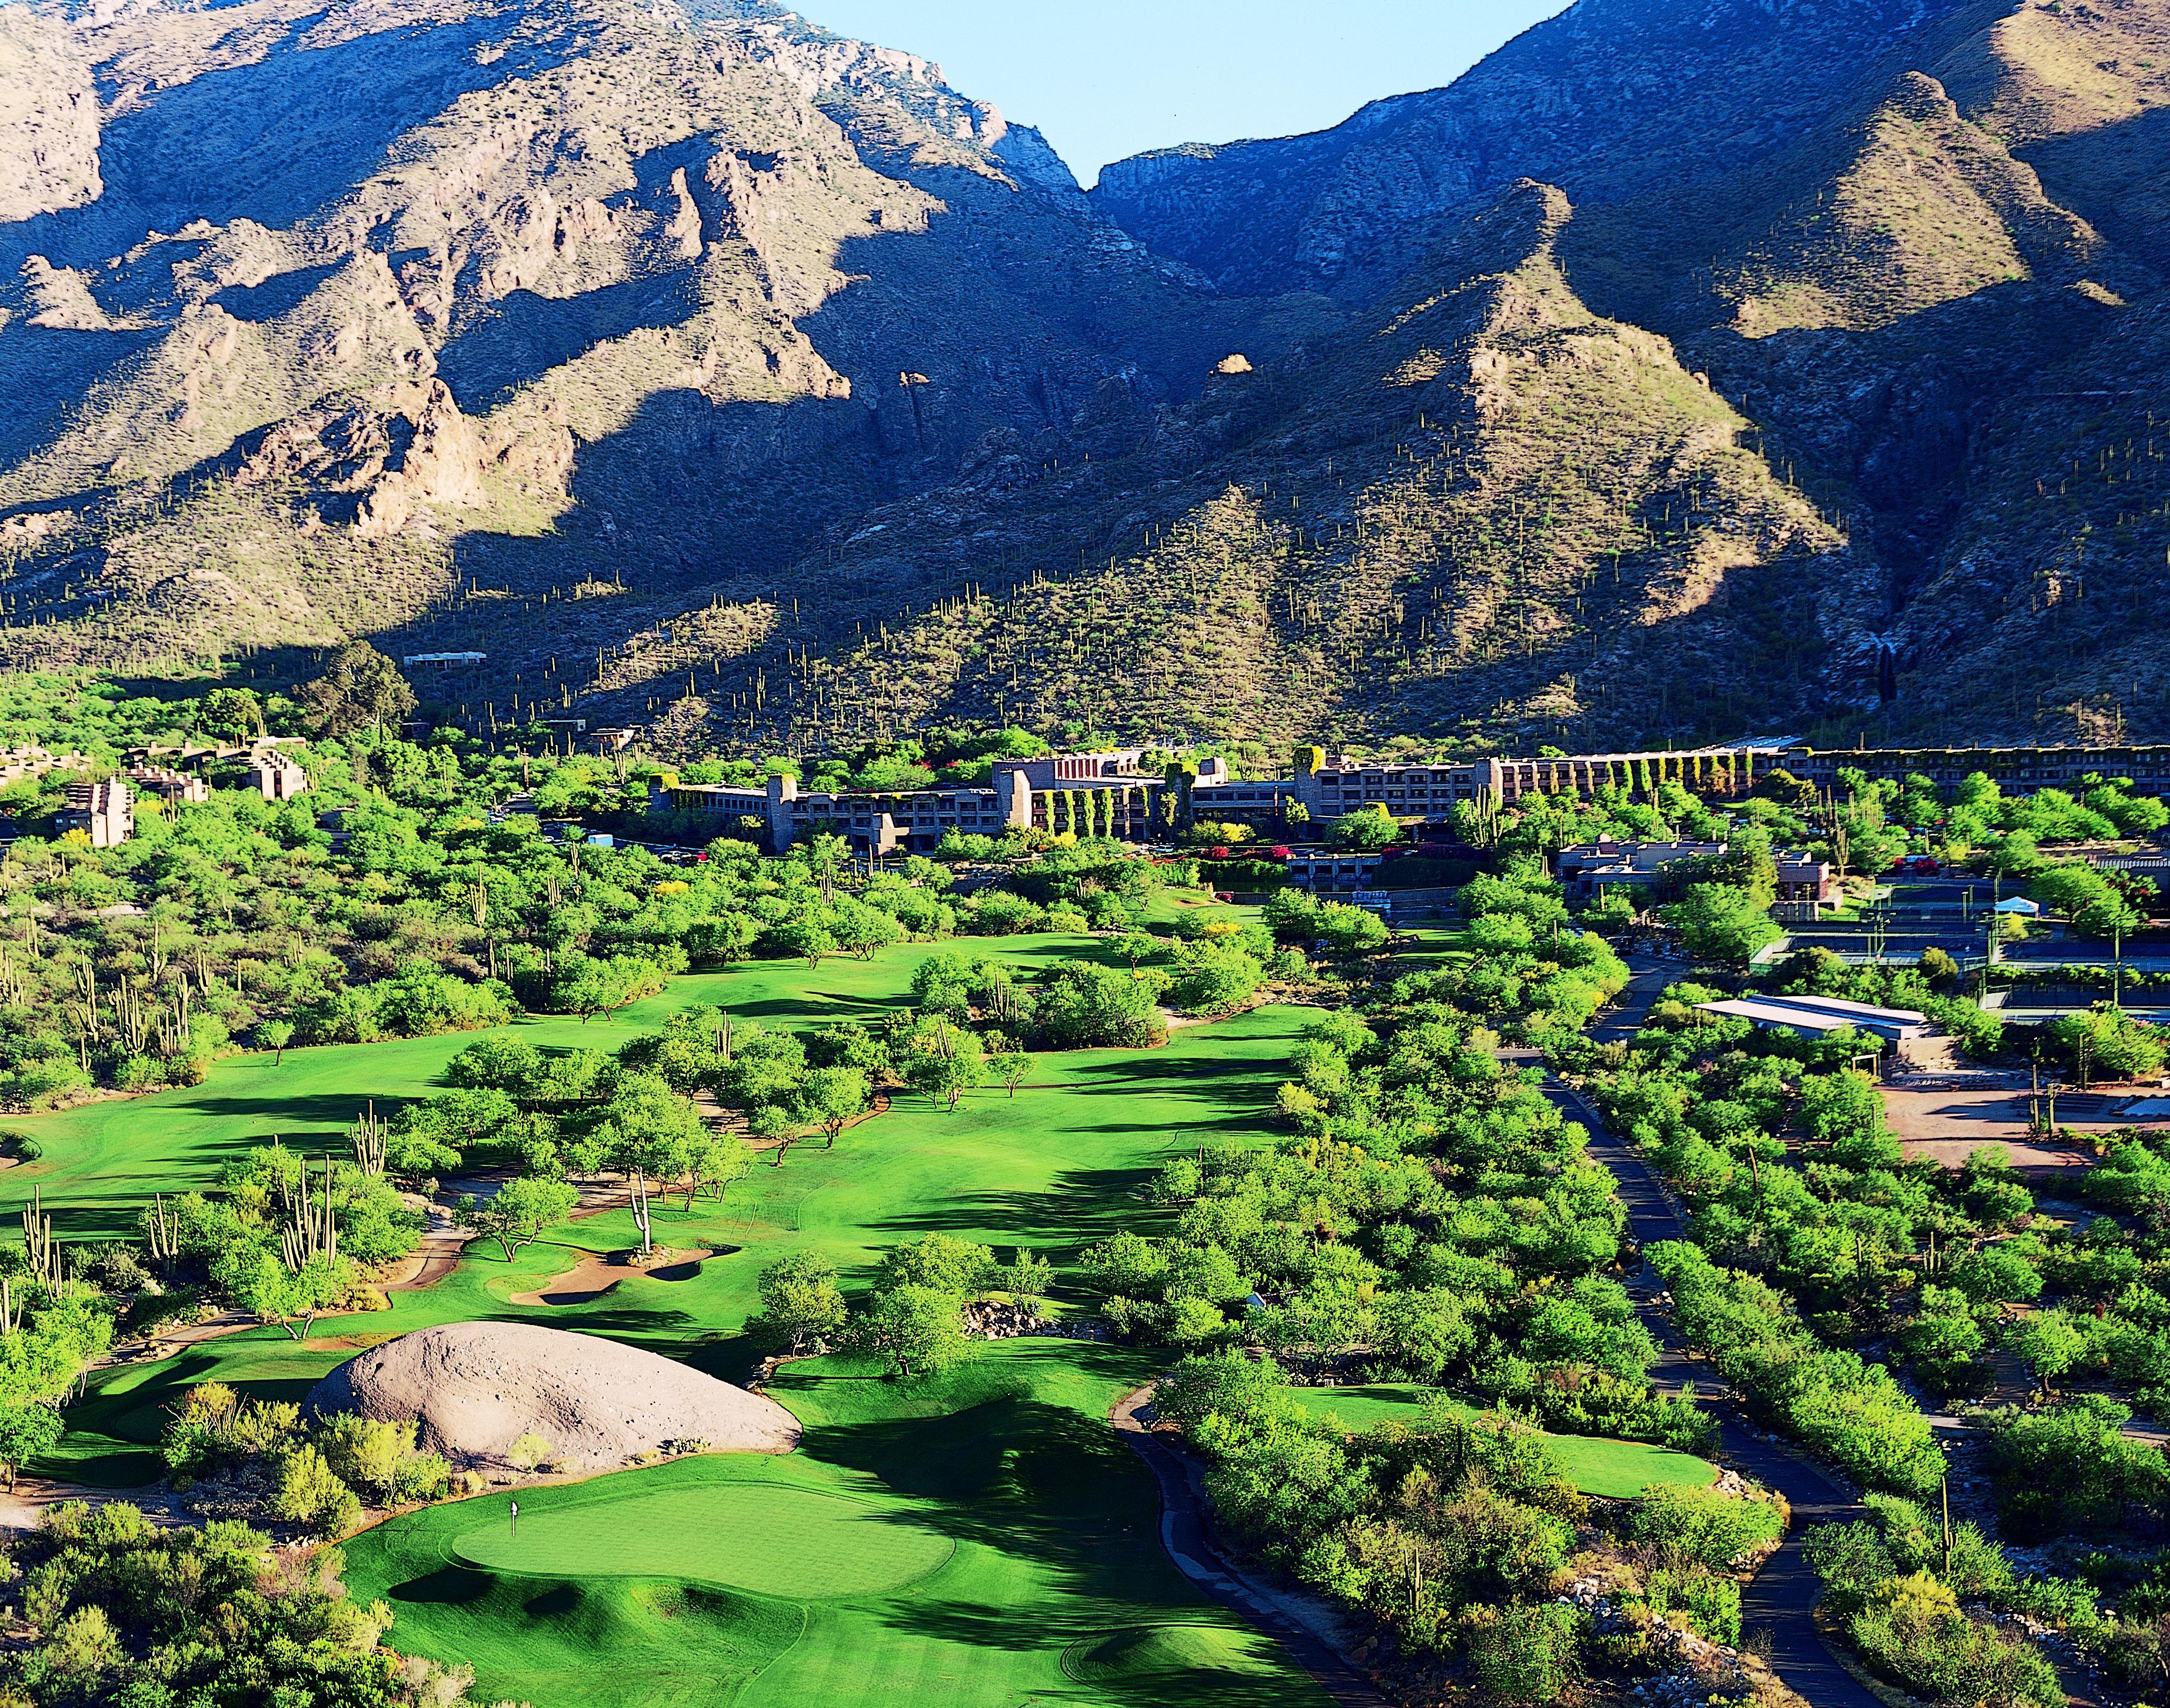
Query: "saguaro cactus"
630 1169 654 1260
147 1193 179 1266
348 1102 388 1174
281 1156 338 1273
21 1187 59 1289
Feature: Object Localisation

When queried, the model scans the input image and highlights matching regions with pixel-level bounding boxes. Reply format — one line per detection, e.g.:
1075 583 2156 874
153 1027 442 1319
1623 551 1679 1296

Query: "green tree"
0 1400 62 1491
2005 1307 2086 1394
455 1176 580 1261
292 640 416 736
257 1019 294 1065
776 918 838 969
990 1048 1034 1097
904 1020 987 1112
197 685 266 743
1330 805 1401 850
1666 883 1780 968
1316 901 1390 955
859 1283 972 1379
1003 1247 1053 1314
683 1131 754 1208
797 1066 868 1147
750 1252 849 1354
272 1443 361 1535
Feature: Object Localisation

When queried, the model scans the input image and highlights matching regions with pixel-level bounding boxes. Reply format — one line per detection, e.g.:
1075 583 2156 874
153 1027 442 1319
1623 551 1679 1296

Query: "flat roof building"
56 778 132 848
1556 840 1726 905
1698 993 1933 1042
125 765 209 805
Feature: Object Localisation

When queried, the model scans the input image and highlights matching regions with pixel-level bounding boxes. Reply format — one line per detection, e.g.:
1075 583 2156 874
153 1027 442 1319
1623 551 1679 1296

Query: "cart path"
1552 957 1885 1708
1111 1384 1388 1707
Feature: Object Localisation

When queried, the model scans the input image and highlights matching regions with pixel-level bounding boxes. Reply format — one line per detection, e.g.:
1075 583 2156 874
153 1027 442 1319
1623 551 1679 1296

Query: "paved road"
1112 1387 1387 1706
1549 958 1885 1708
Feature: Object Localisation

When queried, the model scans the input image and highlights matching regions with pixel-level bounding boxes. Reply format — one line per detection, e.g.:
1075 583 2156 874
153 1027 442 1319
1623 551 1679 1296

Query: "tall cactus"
348 1102 388 1174
280 1156 338 1273
630 1169 653 1259
21 1187 59 1289
146 1193 178 1267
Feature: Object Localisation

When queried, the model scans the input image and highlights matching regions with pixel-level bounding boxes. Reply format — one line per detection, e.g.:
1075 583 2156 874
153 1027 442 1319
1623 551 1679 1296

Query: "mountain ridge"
1 0 2168 755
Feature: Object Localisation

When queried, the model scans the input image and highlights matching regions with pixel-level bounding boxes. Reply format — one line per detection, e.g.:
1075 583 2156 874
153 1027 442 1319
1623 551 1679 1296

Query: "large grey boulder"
305 1321 800 1467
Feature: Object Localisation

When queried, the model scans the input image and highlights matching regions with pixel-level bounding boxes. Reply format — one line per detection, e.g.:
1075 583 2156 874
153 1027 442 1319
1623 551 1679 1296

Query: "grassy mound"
452 1480 953 1598
1061 1623 1283 1684
365 1518 806 1708
1279 1384 1716 1499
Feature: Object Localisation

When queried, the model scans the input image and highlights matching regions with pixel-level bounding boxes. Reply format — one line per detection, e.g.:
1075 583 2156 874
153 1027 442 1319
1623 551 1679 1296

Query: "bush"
1463 1601 1583 1703
1986 1396 2170 1540
1628 1481 1784 1570
961 891 1047 936
1639 1564 1741 1645
272 1446 361 1536
1848 1590 2062 1708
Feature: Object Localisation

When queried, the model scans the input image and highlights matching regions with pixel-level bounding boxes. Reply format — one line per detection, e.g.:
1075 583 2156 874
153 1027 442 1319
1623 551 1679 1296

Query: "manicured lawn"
1278 1384 1716 1498
452 1478 956 1597
344 1341 1322 1708
47 941 1311 1492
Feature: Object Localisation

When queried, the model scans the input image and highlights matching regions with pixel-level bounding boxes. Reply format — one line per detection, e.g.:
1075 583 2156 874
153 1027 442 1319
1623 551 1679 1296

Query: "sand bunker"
510 1247 710 1307
306 1321 800 1467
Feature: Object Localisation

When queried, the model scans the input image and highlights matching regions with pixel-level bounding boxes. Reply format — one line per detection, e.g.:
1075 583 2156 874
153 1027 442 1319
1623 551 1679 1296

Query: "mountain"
0 0 1309 698
1 0 2167 754
1092 0 2170 747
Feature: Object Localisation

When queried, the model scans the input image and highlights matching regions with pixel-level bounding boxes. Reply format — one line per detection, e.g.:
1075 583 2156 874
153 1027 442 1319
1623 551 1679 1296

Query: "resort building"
0 747 89 786
246 750 311 801
56 778 132 847
648 737 2170 858
1555 840 1727 905
1772 744 2170 792
124 765 209 806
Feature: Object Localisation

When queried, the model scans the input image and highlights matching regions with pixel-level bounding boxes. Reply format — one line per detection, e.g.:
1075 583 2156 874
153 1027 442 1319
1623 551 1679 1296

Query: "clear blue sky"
798 1 1569 185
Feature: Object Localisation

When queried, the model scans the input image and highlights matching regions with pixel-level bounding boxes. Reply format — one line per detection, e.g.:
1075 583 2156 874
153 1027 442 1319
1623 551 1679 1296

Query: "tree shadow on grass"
792 1390 1289 1686
394 1564 494 1606
722 988 907 1023
178 1093 412 1128
859 1166 1179 1250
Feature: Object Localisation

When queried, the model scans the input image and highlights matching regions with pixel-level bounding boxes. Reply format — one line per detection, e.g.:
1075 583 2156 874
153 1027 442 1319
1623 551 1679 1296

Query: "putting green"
453 1481 953 1599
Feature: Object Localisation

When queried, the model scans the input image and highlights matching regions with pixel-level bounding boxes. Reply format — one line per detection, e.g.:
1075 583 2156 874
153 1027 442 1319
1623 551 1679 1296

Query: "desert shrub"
1463 1601 1584 1703
1627 1481 1784 1570
272 1446 360 1536
1637 1564 1742 1645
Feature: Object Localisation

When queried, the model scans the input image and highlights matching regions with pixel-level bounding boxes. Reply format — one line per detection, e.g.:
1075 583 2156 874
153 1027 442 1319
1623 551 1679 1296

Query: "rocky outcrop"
352 379 485 535
21 257 131 331
305 1321 801 1467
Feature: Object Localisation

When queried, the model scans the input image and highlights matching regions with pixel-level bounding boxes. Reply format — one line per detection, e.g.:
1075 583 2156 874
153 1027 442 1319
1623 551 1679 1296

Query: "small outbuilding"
1696 992 1934 1043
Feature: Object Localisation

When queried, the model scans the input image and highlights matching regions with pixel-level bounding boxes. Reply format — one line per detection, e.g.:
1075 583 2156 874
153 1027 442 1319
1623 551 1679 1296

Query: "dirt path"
1110 1385 1387 1706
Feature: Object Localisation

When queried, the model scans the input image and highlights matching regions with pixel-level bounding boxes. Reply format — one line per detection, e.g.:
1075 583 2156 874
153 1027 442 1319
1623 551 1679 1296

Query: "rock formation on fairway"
305 1321 800 1467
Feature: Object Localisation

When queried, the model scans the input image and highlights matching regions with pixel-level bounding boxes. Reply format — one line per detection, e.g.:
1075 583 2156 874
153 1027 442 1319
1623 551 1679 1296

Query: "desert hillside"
0 0 2165 753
